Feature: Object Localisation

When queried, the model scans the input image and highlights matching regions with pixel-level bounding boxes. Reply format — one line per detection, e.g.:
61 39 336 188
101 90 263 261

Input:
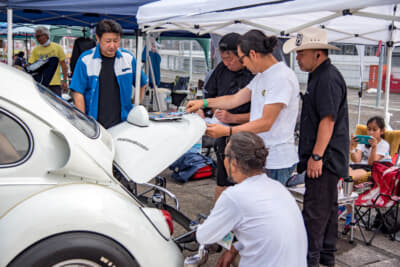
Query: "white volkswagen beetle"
0 63 206 267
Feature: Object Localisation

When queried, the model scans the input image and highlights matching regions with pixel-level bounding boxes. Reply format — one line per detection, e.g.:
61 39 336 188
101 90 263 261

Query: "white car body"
0 64 206 266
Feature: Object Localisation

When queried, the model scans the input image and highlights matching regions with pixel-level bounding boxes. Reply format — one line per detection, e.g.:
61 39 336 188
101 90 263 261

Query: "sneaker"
337 205 346 217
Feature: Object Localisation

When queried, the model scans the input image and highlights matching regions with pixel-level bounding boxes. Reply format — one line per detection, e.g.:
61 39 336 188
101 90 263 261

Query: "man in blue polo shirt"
70 19 147 129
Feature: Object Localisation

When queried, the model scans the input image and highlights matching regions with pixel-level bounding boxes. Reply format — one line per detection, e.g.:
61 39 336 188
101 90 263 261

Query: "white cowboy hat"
283 27 339 54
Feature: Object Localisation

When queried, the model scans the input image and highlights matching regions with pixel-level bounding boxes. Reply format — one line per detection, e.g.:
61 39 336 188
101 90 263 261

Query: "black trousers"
214 136 234 187
303 168 339 266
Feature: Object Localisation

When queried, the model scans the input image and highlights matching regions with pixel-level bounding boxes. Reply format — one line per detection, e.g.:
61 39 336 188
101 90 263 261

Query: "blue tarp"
0 0 158 29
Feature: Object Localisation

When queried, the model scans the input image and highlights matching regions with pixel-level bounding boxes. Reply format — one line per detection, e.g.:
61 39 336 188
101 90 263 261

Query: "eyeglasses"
35 34 45 38
238 54 248 64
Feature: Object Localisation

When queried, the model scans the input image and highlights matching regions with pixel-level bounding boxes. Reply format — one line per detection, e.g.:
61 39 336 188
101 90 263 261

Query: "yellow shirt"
28 42 66 86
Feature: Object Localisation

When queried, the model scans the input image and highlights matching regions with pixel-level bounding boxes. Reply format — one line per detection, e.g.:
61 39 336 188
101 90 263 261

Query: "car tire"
8 232 139 267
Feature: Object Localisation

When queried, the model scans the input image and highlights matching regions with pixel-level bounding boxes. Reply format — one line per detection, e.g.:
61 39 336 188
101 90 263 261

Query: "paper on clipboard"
148 111 184 121
204 111 229 126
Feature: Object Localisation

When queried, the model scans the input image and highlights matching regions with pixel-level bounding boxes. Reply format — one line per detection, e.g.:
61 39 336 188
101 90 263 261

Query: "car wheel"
8 232 139 267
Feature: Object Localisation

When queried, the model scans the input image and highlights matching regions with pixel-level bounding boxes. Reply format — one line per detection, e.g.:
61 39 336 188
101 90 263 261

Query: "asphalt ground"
161 88 400 267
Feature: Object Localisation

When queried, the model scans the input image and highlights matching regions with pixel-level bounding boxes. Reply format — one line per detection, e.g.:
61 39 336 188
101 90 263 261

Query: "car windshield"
37 83 99 139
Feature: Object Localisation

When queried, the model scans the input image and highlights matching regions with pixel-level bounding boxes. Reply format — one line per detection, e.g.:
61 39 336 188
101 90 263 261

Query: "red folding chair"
354 161 400 245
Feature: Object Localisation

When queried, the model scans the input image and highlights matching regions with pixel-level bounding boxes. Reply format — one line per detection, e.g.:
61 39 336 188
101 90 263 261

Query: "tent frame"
138 1 400 127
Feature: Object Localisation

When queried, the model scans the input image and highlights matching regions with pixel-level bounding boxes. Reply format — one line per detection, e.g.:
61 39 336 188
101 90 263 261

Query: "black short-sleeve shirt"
298 59 349 177
97 55 121 129
204 62 254 125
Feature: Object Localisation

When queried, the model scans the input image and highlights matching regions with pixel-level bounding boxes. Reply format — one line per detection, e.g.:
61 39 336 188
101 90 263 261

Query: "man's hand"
307 157 323 178
206 123 229 138
186 100 204 113
217 248 238 267
215 110 233 124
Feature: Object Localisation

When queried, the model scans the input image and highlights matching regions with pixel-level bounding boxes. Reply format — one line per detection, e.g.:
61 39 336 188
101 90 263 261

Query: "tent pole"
7 9 13 66
383 41 393 130
189 40 193 82
147 48 161 111
290 52 295 71
134 29 144 105
376 44 385 107
356 45 365 125
383 5 396 130
145 34 150 79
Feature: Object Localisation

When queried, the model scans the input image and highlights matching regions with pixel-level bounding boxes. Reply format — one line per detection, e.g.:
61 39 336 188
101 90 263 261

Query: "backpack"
169 152 215 182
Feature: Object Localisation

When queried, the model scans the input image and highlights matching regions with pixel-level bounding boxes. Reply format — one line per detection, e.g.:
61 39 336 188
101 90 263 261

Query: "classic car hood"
108 113 206 183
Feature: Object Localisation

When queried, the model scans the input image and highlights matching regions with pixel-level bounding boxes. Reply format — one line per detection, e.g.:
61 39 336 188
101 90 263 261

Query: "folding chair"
354 161 400 245
354 125 400 183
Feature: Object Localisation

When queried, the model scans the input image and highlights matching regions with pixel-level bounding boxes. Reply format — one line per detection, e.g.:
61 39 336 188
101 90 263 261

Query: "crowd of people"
187 27 350 267
15 19 395 267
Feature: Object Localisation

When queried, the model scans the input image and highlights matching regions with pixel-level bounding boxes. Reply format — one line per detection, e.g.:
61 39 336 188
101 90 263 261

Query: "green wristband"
203 99 208 108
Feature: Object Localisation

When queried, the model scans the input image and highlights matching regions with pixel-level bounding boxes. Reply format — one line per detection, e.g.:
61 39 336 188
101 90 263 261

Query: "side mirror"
127 105 149 127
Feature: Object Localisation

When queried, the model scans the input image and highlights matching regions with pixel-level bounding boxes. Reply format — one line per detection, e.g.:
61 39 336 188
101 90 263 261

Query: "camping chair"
354 125 400 183
354 161 400 245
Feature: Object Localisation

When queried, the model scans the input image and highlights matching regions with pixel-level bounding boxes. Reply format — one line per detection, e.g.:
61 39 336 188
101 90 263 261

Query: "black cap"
219 33 241 53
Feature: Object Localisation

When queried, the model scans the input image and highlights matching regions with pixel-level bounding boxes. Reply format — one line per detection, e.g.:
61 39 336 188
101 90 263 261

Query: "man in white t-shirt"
196 132 307 267
186 29 300 185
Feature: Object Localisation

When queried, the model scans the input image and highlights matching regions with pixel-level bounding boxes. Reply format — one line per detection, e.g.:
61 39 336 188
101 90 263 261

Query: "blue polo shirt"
70 44 147 122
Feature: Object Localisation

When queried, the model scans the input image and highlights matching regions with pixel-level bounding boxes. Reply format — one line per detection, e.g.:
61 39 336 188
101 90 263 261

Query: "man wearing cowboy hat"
283 27 349 267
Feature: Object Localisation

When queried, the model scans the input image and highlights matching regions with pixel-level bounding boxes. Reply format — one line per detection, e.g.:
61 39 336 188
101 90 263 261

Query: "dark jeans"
303 168 339 266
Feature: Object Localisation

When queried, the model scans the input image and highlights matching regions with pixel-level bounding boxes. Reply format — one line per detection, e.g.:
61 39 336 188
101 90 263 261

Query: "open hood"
108 113 206 183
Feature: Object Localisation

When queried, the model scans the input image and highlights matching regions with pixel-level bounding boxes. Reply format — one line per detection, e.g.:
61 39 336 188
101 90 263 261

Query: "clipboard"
148 111 185 121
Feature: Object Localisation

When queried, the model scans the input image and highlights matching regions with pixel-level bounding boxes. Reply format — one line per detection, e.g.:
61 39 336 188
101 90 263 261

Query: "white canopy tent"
137 0 400 126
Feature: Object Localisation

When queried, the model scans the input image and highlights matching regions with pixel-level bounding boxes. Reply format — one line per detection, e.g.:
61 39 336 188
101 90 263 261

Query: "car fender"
0 183 183 267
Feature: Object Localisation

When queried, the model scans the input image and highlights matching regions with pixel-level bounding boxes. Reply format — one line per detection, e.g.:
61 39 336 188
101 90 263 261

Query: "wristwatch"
311 153 323 161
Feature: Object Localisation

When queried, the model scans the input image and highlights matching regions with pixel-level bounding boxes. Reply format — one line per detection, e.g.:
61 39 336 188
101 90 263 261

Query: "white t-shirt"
196 174 307 267
356 139 391 164
246 62 299 169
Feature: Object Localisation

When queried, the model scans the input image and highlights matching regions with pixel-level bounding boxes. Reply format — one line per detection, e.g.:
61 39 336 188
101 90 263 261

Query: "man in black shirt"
283 27 349 267
203 33 254 201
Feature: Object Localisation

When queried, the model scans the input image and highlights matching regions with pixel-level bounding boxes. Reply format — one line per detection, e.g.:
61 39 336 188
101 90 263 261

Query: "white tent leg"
356 45 365 125
376 44 385 107
134 31 144 105
7 9 13 66
189 40 193 82
148 50 162 111
384 43 393 130
145 34 150 80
